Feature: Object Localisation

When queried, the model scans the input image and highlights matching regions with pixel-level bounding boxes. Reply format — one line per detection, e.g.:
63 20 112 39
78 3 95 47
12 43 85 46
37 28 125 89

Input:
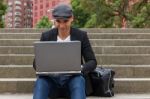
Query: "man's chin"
59 29 67 32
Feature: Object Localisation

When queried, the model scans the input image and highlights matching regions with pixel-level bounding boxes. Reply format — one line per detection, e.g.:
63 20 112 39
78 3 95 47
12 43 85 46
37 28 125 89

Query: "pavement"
0 93 150 99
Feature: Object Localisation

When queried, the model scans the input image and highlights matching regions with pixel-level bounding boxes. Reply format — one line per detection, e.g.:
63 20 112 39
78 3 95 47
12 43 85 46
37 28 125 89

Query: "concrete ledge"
0 78 34 93
2 46 150 55
2 54 150 65
1 65 150 78
2 33 150 39
0 46 33 54
90 39 150 46
0 33 41 39
0 66 35 78
0 28 150 33
1 78 150 93
96 54 150 65
2 39 150 46
1 93 150 99
0 39 38 46
88 33 150 39
0 55 34 65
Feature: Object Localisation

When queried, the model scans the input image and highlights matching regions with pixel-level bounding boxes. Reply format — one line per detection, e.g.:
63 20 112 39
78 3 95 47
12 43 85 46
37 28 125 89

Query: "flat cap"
52 4 73 20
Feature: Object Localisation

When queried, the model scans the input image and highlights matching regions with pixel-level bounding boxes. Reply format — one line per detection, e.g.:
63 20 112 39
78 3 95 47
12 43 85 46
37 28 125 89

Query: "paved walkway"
0 93 150 99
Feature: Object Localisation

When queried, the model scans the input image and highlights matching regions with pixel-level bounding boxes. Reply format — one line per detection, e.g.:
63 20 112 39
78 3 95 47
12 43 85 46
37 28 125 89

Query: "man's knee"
69 76 85 89
35 77 50 88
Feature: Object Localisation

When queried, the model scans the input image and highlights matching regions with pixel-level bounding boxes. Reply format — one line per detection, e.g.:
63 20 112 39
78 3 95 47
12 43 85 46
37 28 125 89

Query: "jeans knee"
35 77 49 89
33 77 50 99
69 76 85 89
68 76 86 99
77 76 85 85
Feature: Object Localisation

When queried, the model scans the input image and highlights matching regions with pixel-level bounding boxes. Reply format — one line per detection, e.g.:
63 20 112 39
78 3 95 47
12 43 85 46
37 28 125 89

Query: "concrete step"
104 65 150 78
1 54 150 65
82 28 150 33
0 33 41 39
0 54 34 65
88 33 150 39
0 94 101 99
0 28 150 33
0 66 35 78
97 54 150 65
0 46 33 54
2 39 150 46
0 78 34 93
2 33 150 39
1 65 150 78
1 94 150 99
94 46 150 54
90 39 150 46
2 46 150 54
0 29 46 33
0 78 150 93
0 39 38 46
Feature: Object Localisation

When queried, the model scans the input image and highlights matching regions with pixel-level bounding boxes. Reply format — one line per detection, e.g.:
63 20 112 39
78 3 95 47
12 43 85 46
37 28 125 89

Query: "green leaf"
36 16 52 28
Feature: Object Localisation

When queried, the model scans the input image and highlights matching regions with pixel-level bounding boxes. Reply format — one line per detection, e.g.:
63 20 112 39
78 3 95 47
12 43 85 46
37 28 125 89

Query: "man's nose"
59 23 65 28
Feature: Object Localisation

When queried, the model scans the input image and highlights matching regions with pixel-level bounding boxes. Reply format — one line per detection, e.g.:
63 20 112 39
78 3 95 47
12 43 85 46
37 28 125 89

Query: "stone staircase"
0 28 150 94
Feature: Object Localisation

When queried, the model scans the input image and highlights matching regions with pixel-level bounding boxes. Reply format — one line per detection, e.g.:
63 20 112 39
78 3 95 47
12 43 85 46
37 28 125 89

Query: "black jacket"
33 27 97 74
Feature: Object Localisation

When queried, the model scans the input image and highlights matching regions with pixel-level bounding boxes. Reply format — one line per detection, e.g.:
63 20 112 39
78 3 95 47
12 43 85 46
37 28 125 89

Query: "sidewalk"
0 93 150 99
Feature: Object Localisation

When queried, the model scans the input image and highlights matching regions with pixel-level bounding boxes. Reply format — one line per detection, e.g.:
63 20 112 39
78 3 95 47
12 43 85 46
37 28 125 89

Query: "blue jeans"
33 75 86 99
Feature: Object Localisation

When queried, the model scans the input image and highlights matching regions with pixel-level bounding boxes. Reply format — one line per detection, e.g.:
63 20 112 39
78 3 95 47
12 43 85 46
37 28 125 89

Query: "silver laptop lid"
34 41 81 74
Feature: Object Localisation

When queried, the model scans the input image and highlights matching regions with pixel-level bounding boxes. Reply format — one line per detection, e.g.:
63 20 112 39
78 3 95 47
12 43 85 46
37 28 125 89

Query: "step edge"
0 78 150 82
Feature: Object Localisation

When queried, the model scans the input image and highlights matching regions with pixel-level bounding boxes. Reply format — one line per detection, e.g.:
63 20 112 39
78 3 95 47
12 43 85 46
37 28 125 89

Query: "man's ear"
71 16 74 22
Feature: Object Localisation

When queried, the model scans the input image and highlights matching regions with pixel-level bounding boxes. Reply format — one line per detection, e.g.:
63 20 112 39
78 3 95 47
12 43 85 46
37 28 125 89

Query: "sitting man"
33 4 97 99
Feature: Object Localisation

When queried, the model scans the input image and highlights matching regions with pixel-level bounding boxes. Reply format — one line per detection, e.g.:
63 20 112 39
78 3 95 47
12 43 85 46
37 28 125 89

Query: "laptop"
34 41 81 75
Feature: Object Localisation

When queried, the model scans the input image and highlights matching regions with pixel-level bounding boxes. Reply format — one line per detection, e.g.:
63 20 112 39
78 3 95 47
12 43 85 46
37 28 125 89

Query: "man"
33 4 97 99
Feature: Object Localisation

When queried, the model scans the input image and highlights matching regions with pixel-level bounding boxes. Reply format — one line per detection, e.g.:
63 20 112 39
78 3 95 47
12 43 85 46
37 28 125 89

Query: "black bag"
90 67 115 97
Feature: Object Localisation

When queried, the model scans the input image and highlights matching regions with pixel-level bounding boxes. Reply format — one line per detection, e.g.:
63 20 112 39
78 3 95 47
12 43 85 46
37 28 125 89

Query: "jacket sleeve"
81 32 97 74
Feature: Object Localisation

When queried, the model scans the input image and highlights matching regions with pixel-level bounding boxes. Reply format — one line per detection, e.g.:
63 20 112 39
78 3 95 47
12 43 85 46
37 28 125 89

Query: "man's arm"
81 32 97 74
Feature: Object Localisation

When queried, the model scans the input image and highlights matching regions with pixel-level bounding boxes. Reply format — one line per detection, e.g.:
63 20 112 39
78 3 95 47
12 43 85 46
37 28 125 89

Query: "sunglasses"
56 19 69 23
